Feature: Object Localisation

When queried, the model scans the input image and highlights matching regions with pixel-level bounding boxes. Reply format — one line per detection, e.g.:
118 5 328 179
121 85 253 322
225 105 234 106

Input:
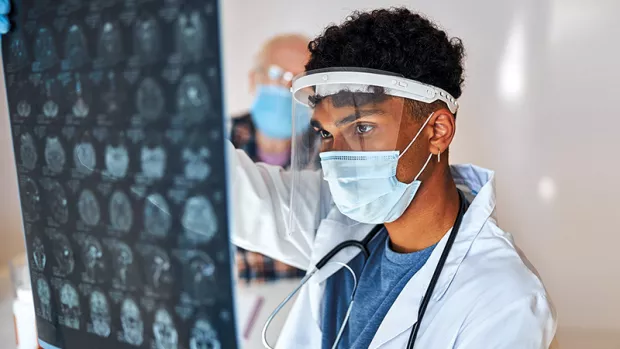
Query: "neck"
255 130 291 154
385 164 460 253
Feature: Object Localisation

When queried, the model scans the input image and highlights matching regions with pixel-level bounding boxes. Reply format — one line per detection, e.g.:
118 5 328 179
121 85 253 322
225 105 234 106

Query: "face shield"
289 68 458 233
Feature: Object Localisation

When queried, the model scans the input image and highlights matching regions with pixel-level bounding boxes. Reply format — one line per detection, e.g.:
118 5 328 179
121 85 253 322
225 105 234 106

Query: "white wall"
221 0 620 348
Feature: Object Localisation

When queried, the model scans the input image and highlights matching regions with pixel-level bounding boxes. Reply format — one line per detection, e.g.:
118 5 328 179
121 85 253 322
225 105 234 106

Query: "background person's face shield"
288 68 459 234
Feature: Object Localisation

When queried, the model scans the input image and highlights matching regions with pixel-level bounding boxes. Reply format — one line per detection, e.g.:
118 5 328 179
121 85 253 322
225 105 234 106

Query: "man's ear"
428 108 456 158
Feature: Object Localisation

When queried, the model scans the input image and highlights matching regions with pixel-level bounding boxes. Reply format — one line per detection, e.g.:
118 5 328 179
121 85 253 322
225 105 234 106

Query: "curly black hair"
306 8 465 117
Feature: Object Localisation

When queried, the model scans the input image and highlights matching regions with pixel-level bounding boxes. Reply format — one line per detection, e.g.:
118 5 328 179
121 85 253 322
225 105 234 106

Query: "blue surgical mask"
319 113 435 224
250 85 309 139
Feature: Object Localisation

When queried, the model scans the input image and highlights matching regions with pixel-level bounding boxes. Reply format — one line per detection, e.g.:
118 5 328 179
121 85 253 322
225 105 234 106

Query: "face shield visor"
288 68 458 234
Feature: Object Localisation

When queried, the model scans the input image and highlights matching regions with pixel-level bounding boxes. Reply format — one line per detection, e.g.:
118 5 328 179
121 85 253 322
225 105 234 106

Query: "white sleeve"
227 141 326 270
454 293 557 349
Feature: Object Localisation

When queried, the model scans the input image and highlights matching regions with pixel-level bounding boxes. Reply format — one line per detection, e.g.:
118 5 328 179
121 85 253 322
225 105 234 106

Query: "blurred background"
0 0 619 348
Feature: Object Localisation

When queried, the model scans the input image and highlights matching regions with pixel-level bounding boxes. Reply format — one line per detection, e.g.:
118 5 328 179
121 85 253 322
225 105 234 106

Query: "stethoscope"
262 190 468 349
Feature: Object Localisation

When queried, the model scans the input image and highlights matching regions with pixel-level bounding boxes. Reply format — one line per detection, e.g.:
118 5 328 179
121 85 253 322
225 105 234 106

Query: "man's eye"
355 124 374 134
314 128 332 139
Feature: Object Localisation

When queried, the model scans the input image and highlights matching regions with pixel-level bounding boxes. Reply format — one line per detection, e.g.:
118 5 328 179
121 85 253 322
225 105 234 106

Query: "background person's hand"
0 0 10 34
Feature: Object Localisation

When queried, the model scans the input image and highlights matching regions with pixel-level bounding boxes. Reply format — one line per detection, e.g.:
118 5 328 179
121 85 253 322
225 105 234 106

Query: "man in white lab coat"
231 8 557 349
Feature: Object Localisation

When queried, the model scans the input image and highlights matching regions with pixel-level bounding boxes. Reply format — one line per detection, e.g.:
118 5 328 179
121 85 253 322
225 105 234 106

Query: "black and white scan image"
175 10 205 62
44 136 66 174
136 77 165 122
97 21 123 67
137 244 173 296
49 232 75 277
105 143 130 179
78 188 101 227
88 290 112 338
33 26 58 71
174 250 216 305
35 276 53 321
143 193 172 239
32 236 47 271
59 281 81 330
73 140 96 175
74 234 105 283
3 0 237 347
109 189 133 233
44 179 69 225
19 175 41 221
119 297 144 346
152 307 178 349
134 15 161 64
64 24 89 70
182 195 218 244
19 132 38 171
189 317 221 349
141 143 166 179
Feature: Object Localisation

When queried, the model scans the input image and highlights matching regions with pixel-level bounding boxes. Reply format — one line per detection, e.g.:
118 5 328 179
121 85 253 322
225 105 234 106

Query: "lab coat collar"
308 164 497 347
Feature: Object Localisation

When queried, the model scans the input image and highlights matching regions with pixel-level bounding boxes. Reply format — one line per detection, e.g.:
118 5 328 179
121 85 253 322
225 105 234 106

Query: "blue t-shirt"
321 229 436 349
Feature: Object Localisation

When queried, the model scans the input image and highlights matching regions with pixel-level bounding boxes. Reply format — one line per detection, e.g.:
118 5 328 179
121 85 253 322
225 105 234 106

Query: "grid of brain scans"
2 1 236 348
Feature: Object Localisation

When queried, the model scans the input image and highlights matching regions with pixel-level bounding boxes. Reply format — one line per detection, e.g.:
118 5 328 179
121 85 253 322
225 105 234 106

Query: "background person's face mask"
250 85 309 139
320 113 435 224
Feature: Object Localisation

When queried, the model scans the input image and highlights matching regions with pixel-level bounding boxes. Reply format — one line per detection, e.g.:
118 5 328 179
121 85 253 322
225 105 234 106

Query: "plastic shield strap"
288 68 408 234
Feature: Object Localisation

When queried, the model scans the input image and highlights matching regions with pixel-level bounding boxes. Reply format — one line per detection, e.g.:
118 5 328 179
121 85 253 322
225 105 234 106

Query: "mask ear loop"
398 112 435 159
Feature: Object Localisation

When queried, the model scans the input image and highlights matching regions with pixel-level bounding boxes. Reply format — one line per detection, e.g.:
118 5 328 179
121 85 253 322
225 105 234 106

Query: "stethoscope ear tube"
406 189 468 349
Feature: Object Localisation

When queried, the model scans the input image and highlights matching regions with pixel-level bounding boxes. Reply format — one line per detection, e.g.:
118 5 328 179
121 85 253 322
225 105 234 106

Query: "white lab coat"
230 143 557 349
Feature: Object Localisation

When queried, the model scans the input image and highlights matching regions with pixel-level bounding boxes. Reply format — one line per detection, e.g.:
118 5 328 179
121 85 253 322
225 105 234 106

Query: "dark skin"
312 96 460 253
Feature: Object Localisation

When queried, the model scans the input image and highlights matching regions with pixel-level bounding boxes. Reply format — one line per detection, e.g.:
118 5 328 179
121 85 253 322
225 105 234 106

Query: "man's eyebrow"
335 109 385 127
311 109 386 129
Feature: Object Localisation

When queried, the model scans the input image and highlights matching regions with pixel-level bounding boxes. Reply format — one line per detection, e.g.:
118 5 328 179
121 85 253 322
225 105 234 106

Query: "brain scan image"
78 189 101 227
152 308 178 349
177 74 211 124
182 146 211 181
33 27 58 70
46 180 69 225
6 31 29 72
42 81 59 119
16 99 32 118
76 234 105 283
189 318 221 349
19 132 38 171
141 145 166 179
134 16 161 63
64 24 89 69
20 176 41 221
105 144 130 179
74 141 96 175
36 277 52 321
89 290 111 338
143 193 172 239
109 190 133 233
104 240 137 288
182 195 217 244
32 236 46 271
97 21 123 66
120 298 144 346
175 11 205 62
59 282 81 329
50 232 74 276
72 73 90 118
176 251 216 304
137 245 172 294
136 78 165 122
44 136 66 174
102 71 124 115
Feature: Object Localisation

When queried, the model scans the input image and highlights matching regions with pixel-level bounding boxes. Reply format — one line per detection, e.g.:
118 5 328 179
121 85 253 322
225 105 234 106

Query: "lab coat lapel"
369 165 496 348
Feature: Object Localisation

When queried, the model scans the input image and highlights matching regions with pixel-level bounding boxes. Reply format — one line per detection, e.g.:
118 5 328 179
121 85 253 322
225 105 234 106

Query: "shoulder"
453 219 555 316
